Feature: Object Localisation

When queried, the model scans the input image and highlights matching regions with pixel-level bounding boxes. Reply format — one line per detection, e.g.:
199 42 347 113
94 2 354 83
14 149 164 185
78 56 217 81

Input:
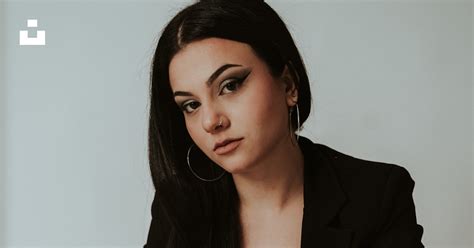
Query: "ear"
281 63 298 108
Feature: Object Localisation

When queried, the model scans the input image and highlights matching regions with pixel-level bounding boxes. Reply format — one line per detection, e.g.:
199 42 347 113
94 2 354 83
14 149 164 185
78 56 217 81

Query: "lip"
214 138 243 155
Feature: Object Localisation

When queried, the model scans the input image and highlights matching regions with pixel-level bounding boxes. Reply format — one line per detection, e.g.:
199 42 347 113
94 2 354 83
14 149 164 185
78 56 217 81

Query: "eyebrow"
173 63 243 97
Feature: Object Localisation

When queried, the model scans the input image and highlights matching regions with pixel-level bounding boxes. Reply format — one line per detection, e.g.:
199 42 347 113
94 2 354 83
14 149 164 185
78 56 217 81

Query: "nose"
202 106 226 133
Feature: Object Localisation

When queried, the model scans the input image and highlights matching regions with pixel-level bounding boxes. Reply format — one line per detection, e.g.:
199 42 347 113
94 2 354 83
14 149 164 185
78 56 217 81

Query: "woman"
145 0 425 247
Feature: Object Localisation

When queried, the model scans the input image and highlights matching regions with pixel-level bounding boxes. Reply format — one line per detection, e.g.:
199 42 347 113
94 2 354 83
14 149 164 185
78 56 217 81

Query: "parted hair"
148 0 313 246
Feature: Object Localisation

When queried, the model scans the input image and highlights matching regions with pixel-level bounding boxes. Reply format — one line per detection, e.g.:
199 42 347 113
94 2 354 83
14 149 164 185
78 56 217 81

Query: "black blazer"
145 135 425 247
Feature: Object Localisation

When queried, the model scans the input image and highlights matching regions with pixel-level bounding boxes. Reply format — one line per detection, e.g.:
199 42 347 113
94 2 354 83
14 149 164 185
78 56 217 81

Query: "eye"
220 78 244 94
181 101 200 114
180 71 250 114
219 70 251 94
180 79 243 114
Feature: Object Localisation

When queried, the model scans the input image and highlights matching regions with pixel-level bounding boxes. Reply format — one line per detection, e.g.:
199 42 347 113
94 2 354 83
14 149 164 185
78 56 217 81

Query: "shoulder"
299 138 424 246
313 142 416 196
311 142 423 239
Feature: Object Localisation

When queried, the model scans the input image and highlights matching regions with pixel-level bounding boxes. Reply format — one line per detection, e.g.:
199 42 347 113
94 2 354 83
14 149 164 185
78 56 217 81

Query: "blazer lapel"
298 136 354 248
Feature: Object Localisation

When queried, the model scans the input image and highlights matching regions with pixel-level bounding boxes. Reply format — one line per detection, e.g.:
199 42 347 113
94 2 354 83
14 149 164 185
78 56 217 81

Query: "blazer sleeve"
143 191 172 248
372 166 425 248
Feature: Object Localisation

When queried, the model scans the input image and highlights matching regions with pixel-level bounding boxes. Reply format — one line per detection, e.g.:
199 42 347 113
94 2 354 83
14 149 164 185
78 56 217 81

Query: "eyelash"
180 77 246 114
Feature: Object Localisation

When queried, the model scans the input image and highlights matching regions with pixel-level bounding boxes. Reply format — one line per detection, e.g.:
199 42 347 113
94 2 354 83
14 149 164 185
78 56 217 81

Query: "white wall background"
1 0 6 246
0 0 472 248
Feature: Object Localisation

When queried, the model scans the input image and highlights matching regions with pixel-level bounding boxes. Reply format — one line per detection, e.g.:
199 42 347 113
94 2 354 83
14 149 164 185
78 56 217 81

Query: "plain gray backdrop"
0 0 472 247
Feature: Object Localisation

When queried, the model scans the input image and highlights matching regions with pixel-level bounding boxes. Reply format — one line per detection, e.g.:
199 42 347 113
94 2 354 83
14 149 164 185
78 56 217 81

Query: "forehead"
169 38 259 89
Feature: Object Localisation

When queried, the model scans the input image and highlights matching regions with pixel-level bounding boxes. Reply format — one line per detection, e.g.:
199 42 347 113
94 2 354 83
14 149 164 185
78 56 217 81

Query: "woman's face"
169 38 297 174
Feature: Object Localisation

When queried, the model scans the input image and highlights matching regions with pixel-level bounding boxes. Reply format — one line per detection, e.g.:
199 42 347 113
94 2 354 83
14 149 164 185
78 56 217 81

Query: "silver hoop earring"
290 103 301 141
187 143 226 182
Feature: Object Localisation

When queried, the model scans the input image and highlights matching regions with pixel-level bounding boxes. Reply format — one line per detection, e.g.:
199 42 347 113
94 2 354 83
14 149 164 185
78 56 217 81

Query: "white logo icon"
19 19 46 46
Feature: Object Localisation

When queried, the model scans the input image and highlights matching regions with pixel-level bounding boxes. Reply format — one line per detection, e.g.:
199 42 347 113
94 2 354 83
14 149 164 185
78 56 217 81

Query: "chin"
221 163 245 174
221 157 254 174
226 167 249 175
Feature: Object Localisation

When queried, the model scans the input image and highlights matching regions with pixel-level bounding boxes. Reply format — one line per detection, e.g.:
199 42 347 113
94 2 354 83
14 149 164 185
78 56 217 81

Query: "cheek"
241 78 287 131
184 118 200 144
185 114 213 143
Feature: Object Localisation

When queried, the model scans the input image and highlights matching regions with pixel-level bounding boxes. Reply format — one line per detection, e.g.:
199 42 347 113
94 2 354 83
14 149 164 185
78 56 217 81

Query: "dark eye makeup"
178 70 251 114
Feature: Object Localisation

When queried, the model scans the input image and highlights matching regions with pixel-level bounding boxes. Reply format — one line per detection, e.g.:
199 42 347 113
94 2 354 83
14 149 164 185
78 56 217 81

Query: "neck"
232 135 304 214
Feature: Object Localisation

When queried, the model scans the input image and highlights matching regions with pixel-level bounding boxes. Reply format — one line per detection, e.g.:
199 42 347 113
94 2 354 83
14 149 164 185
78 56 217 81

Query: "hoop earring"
289 103 301 141
187 143 226 182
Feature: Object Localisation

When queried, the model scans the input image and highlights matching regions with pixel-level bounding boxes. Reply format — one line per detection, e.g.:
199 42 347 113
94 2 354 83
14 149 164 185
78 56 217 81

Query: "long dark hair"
148 0 313 247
